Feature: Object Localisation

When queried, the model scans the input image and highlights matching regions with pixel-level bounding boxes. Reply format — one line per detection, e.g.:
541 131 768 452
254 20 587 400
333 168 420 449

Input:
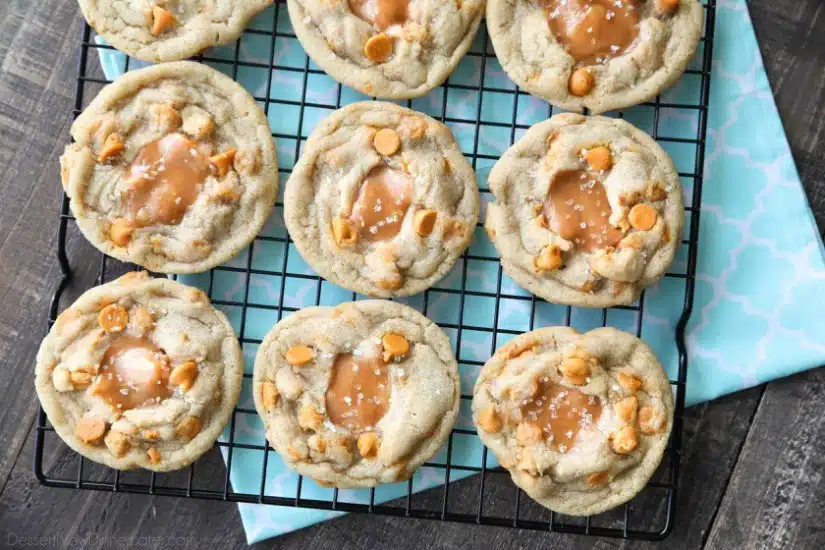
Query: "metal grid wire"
35 0 716 540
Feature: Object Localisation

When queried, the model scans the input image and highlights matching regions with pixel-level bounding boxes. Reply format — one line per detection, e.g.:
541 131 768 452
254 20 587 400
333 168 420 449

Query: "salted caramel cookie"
253 300 460 487
77 0 273 62
487 0 704 113
285 102 478 297
287 0 484 98
485 113 683 307
34 271 243 471
60 61 278 274
473 326 673 516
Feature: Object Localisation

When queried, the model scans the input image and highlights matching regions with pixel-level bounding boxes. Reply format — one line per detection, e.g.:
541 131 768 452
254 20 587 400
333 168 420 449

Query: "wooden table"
1 1 823 548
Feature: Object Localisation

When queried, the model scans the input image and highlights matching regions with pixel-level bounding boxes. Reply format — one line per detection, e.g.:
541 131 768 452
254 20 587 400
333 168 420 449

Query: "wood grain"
0 0 822 548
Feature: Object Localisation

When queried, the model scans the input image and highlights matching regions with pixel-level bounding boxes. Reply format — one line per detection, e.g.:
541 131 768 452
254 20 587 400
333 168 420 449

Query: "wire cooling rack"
35 0 716 541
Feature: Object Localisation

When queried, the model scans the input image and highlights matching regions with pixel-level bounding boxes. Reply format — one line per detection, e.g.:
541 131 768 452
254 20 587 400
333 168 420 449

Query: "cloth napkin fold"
97 0 825 543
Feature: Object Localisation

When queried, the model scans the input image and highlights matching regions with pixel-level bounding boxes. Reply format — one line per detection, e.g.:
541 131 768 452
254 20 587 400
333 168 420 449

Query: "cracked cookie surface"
60 61 278 274
485 113 683 307
472 326 673 516
35 271 243 471
487 0 703 113
253 300 460 487
285 102 478 297
287 0 484 98
78 0 273 62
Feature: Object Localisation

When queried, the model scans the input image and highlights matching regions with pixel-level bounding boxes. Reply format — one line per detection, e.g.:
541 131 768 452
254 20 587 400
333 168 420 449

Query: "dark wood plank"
703 369 825 549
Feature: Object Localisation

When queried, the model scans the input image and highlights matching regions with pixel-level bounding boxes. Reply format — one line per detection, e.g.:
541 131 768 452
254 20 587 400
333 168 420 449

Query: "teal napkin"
96 0 825 542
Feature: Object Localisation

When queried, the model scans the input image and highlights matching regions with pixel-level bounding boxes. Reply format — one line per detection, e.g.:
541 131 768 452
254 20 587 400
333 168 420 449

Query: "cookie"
285 102 478 297
287 0 484 98
253 300 460 487
487 0 704 113
485 113 683 307
60 61 278 274
472 326 673 516
78 0 273 62
34 271 243 471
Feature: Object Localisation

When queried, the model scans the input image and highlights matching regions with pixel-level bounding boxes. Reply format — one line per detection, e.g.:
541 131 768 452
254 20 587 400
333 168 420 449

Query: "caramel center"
349 0 409 30
544 169 623 251
522 383 602 452
350 166 412 242
544 0 640 65
91 335 172 411
124 133 211 225
325 343 391 431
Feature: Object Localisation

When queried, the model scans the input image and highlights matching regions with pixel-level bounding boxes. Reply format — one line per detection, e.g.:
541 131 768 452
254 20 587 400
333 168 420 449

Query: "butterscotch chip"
308 434 327 453
477 407 503 433
151 6 178 36
628 204 658 231
104 430 129 457
516 422 541 444
261 381 280 409
585 146 612 172
298 406 323 431
97 133 124 163
151 103 182 130
175 416 201 440
558 356 590 385
210 149 237 177
285 345 314 366
373 128 401 156
617 371 643 392
534 244 562 271
639 405 665 435
569 68 595 97
609 426 639 455
98 304 129 333
656 0 681 14
645 182 668 202
170 360 198 391
147 447 162 464
364 33 393 63
615 395 638 424
70 367 95 388
517 449 540 476
109 218 134 247
587 471 609 486
131 306 155 335
413 209 437 237
357 433 379 458
75 416 106 444
381 332 409 359
144 429 160 441
332 218 358 246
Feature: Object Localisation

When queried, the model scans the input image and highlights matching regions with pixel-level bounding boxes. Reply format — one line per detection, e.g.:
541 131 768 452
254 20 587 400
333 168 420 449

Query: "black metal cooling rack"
35 0 716 541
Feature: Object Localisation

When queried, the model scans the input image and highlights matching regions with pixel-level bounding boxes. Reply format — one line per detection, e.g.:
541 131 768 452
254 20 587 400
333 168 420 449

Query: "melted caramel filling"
124 133 210 225
350 166 412 242
91 335 172 411
325 344 391 431
544 0 640 65
349 0 409 30
544 169 623 251
522 383 602 452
